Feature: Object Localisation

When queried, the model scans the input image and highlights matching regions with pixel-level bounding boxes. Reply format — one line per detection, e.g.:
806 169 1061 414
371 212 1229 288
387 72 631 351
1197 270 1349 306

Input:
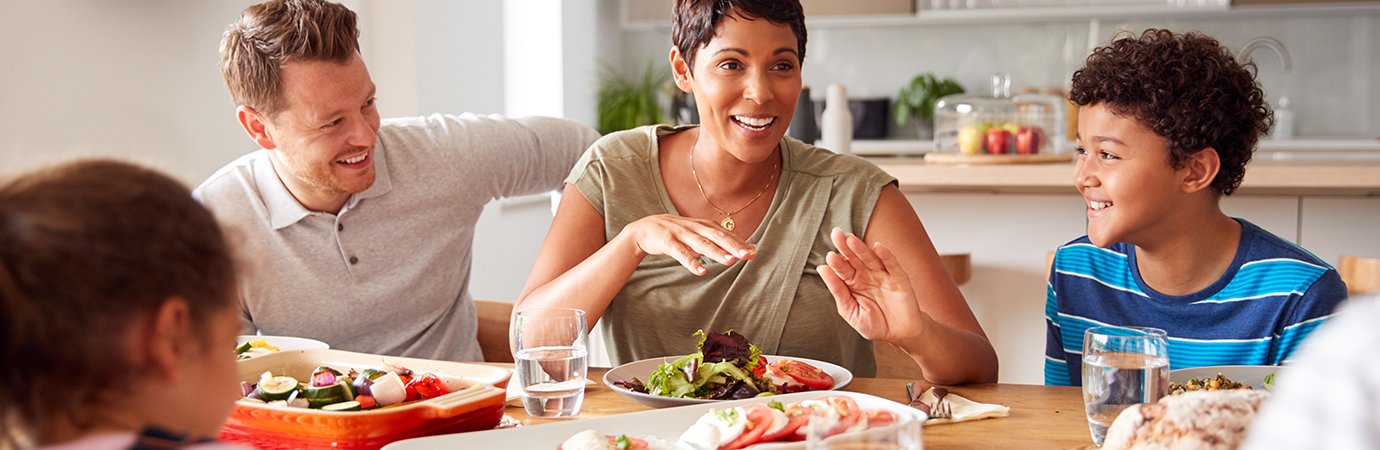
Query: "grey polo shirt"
195 113 598 361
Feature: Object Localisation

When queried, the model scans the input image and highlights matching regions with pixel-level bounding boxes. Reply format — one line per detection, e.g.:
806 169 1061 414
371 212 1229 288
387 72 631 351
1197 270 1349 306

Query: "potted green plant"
894 73 965 140
597 63 668 134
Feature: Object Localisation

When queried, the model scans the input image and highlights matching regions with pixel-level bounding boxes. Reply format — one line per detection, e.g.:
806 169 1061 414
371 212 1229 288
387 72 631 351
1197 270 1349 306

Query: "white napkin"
916 387 1010 425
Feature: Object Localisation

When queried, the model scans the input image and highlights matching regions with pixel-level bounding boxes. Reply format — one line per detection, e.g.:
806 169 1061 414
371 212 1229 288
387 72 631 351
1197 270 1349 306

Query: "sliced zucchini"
301 383 346 408
255 376 300 401
337 379 356 400
320 400 362 412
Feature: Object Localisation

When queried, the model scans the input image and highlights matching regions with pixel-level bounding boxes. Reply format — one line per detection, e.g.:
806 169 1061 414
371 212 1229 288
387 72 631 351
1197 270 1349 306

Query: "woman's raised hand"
818 227 930 344
626 214 757 275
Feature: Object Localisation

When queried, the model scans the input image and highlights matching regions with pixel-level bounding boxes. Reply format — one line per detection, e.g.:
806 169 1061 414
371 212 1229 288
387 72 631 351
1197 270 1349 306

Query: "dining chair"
474 298 515 363
874 341 924 380
939 253 971 286
1338 255 1380 295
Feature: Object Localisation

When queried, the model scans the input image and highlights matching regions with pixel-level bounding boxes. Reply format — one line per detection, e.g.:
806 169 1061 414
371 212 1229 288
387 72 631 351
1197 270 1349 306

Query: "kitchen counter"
870 158 1380 196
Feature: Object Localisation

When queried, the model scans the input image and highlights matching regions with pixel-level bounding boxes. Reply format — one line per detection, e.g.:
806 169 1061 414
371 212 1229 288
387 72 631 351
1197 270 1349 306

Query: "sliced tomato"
752 355 768 378
408 373 451 400
769 359 834 390
760 404 809 442
823 395 862 435
864 409 896 428
721 404 773 450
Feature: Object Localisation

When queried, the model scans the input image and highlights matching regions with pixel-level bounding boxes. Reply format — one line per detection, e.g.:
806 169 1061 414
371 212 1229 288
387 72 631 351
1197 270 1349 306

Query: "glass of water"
512 307 588 418
1081 326 1169 446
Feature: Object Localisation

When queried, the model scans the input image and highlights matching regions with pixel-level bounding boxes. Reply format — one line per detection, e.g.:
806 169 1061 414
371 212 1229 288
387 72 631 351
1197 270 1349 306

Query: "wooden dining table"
502 366 1095 449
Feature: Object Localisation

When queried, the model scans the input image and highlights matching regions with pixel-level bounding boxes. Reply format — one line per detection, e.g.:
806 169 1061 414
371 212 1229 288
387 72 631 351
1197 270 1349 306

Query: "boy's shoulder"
1237 219 1332 268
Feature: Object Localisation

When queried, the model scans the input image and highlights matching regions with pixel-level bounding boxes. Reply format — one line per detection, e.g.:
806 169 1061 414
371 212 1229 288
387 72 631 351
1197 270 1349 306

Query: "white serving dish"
382 390 922 450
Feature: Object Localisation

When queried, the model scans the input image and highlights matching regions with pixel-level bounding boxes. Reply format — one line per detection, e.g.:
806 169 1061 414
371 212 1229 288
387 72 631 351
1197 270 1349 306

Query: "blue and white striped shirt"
1043 219 1348 386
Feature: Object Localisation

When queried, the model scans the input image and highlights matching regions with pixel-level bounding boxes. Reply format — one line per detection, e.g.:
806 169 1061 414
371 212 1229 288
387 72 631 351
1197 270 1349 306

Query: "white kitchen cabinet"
1299 197 1380 265
1222 195 1301 242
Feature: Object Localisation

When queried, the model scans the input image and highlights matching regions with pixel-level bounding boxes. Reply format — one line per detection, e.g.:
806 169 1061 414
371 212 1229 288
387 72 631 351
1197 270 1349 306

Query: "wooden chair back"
873 341 924 380
474 298 515 363
1339 255 1380 295
939 253 971 286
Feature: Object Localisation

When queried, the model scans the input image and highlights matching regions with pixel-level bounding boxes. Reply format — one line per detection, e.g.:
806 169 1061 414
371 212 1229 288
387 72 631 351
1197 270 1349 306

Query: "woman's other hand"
818 227 928 345
626 214 758 275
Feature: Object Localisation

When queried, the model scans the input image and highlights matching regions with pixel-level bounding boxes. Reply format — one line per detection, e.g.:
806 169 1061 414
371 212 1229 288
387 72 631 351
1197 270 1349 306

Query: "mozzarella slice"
560 429 614 450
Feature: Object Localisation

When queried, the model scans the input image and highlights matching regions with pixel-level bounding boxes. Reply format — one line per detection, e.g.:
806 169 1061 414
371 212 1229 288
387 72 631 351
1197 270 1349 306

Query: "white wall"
0 0 609 304
0 0 256 184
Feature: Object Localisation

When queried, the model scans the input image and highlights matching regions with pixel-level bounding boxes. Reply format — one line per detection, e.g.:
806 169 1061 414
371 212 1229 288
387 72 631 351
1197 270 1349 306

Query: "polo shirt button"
349 256 359 265
338 223 344 232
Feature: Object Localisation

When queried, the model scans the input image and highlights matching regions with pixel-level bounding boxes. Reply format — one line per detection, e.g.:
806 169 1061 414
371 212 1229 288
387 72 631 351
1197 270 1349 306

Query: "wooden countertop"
870 158 1380 196
501 367 1093 449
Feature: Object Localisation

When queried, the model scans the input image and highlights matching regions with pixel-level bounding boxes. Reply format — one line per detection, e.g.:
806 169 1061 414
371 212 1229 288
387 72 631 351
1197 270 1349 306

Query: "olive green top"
567 124 896 376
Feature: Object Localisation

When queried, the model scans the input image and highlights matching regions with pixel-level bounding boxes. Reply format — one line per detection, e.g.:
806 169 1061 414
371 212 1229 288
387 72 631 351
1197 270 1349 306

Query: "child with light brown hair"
1 160 247 449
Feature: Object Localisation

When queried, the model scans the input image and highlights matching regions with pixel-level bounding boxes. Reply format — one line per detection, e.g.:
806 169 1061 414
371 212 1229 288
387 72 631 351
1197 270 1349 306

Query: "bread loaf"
1101 390 1270 450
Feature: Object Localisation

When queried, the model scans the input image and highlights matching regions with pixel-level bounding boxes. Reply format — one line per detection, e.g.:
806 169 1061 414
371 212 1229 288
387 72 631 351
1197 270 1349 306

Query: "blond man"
197 0 598 361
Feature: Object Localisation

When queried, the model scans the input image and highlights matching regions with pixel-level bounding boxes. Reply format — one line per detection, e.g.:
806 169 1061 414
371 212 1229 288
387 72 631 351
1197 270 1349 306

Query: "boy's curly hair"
1070 29 1272 196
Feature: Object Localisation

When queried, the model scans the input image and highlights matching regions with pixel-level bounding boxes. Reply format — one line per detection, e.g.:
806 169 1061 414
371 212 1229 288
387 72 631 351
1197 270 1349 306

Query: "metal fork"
929 396 953 420
906 382 953 420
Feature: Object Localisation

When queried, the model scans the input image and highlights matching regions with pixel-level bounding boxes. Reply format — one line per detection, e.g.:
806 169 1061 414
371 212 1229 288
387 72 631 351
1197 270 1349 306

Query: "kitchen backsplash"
618 13 1380 139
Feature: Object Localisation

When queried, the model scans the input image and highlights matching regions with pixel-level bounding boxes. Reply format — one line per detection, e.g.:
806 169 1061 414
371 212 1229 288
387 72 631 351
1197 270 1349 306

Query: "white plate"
382 390 921 450
235 335 329 358
1169 365 1277 389
602 355 853 408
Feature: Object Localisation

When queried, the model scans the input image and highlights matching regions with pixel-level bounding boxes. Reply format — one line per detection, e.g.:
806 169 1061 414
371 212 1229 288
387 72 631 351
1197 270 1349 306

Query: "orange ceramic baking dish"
220 348 510 449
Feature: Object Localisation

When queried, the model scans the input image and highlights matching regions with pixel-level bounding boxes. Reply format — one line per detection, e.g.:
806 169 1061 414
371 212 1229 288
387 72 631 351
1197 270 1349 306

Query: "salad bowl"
603 355 853 408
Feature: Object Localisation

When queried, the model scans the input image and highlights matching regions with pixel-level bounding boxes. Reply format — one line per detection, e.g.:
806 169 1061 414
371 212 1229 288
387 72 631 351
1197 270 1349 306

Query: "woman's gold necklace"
689 148 778 232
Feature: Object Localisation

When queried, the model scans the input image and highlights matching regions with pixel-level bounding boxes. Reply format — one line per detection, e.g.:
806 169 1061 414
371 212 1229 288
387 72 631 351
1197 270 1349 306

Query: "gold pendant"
720 216 736 231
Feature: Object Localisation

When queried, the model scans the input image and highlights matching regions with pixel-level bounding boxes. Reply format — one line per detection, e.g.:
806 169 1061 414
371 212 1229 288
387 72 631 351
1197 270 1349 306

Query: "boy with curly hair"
1043 29 1348 386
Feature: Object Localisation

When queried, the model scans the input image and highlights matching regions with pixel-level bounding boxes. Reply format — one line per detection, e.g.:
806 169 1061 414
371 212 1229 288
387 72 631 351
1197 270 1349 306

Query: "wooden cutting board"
924 153 1073 165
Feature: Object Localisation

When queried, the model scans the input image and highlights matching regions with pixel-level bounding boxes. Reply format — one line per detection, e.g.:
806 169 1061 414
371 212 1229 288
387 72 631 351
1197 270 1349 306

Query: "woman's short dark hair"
1070 28 1272 196
0 160 238 443
672 0 807 69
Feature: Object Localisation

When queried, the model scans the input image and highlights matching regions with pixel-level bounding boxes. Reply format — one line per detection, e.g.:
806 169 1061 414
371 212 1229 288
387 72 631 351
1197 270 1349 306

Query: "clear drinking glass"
512 308 588 418
805 408 923 450
1081 326 1169 446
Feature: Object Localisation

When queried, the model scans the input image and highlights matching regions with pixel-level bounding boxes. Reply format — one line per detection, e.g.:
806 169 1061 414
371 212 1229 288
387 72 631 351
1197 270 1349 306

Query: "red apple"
1016 126 1045 155
985 129 1012 154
